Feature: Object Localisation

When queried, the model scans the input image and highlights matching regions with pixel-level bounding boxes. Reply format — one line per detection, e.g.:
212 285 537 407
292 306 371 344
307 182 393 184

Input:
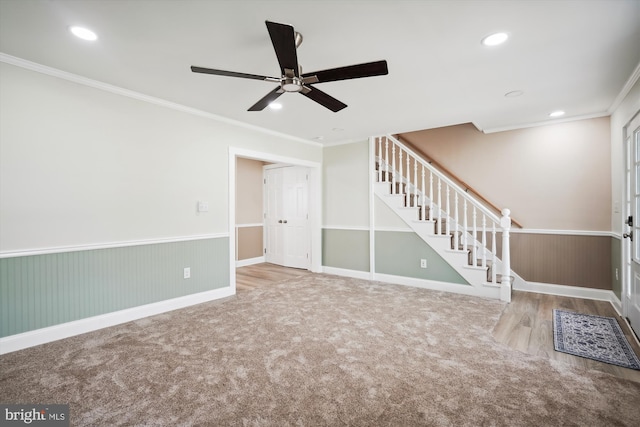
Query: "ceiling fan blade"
302 60 388 84
301 86 347 112
248 87 284 111
266 21 299 77
191 66 276 81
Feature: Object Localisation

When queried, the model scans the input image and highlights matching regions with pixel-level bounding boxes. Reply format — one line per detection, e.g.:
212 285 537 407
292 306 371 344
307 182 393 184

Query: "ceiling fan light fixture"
481 32 508 46
69 26 98 41
268 102 283 110
281 77 303 92
549 110 565 118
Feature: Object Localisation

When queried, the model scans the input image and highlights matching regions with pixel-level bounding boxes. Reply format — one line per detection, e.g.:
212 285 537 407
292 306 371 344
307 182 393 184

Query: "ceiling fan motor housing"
281 76 303 92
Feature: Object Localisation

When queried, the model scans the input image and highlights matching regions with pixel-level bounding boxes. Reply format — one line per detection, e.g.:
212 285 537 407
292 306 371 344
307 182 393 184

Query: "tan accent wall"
236 157 266 224
237 226 264 260
236 158 266 260
400 117 611 231
507 233 612 289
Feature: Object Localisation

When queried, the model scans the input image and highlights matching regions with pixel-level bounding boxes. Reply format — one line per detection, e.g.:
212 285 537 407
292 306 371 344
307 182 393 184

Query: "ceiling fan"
191 20 388 112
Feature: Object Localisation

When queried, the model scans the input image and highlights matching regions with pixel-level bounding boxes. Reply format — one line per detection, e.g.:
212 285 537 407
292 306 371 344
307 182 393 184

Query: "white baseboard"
236 256 265 267
0 286 235 355
374 272 501 299
322 266 372 280
514 281 622 314
321 266 501 299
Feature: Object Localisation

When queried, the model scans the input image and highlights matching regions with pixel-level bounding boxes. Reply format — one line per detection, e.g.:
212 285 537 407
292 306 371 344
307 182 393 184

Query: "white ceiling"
1 0 639 144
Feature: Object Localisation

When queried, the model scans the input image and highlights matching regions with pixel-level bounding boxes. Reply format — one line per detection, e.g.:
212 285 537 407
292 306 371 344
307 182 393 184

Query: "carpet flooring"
1 274 640 426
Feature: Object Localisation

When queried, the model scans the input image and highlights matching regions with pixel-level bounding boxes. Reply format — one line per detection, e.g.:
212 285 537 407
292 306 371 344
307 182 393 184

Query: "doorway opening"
229 147 322 294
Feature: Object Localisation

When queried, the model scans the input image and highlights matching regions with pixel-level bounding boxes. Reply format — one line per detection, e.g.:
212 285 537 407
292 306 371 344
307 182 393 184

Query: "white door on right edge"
626 112 640 336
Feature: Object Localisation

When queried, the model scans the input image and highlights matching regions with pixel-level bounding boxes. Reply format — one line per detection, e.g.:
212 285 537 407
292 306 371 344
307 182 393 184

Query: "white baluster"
398 149 403 195
391 143 396 195
377 137 382 182
437 178 442 235
429 172 434 218
384 137 389 183
445 186 451 237
492 223 497 284
500 209 512 302
463 199 468 253
421 166 426 220
472 207 477 266
406 152 410 196
481 215 487 268
413 160 418 208
454 193 459 250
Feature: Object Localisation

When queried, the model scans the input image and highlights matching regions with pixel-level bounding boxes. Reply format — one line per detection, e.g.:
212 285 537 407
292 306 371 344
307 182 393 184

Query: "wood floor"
236 262 313 291
493 290 640 382
236 263 640 382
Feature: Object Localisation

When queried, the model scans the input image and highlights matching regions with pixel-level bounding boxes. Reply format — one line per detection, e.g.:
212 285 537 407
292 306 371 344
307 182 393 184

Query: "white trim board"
478 112 610 134
322 225 370 231
0 286 235 355
0 233 229 259
322 226 618 237
322 266 501 300
322 266 373 281
514 281 622 316
510 228 618 237
236 256 265 267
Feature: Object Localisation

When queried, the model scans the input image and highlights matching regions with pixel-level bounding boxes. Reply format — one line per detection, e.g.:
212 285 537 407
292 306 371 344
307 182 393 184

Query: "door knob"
624 231 633 241
283 220 288 224
278 220 283 223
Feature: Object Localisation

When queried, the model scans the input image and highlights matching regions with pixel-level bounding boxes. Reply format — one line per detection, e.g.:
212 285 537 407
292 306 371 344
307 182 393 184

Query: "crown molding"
476 112 611 134
0 52 322 148
609 60 640 113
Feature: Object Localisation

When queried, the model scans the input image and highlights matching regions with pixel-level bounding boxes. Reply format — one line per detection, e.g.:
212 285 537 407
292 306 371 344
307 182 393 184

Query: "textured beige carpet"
1 274 639 426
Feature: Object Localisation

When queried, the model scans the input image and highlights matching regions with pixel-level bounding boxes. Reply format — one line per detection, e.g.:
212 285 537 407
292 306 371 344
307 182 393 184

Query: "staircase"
372 135 526 302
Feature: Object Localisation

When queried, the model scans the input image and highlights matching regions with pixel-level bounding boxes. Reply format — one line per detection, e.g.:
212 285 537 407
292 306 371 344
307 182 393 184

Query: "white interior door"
264 167 284 266
625 112 640 336
264 166 310 269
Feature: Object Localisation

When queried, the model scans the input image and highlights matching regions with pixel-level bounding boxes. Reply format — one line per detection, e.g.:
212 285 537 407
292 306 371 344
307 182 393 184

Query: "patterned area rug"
553 309 640 370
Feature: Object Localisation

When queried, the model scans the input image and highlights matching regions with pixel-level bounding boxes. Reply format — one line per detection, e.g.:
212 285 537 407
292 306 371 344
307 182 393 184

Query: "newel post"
500 208 512 302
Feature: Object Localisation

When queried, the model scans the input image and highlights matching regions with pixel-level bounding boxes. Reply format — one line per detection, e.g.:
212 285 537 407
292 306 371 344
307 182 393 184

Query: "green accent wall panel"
322 229 369 272
375 231 468 285
0 237 229 338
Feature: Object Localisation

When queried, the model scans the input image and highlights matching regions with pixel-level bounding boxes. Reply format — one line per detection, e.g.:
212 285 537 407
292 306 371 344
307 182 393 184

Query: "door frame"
622 110 640 334
229 147 322 293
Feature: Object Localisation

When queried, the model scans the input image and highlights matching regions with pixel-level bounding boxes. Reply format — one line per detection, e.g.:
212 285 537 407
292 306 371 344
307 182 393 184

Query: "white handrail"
381 134 501 225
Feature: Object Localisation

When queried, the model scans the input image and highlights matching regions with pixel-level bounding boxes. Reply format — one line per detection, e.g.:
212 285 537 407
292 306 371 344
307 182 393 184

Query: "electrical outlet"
184 267 191 279
420 259 427 269
197 201 209 212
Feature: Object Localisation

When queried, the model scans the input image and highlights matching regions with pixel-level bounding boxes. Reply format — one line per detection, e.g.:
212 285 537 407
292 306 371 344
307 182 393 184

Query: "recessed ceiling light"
70 26 98 41
481 32 508 47
268 102 282 110
312 136 324 141
332 128 344 132
549 110 565 118
504 90 524 98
